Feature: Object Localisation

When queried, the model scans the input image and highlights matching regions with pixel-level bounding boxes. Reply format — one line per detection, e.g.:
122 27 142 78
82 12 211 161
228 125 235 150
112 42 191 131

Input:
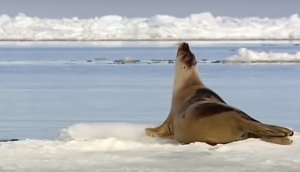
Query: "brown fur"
145 42 294 146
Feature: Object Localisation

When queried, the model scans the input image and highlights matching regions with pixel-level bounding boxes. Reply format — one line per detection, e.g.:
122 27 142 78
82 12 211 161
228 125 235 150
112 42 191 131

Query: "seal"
145 42 294 146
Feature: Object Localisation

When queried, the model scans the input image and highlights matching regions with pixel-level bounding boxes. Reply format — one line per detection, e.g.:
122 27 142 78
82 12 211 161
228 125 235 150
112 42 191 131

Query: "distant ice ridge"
226 48 300 63
1 13 300 40
1 49 300 66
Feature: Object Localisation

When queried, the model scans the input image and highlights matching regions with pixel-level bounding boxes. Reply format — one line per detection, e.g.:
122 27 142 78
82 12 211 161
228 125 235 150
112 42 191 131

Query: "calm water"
0 45 300 140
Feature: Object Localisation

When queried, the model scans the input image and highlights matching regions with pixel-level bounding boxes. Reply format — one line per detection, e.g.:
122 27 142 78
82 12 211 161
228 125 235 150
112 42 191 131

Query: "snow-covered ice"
226 48 300 63
0 45 300 171
1 123 300 172
1 13 300 40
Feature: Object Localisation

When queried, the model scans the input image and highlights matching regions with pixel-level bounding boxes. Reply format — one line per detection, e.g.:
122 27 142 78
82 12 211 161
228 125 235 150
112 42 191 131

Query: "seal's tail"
243 120 294 145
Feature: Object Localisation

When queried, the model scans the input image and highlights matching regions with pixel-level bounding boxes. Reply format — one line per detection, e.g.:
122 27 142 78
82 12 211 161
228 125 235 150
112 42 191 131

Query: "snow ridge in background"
1 13 300 40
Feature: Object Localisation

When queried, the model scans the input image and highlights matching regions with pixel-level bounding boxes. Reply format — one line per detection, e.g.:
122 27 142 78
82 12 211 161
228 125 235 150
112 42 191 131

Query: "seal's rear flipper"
243 121 294 145
244 120 294 138
260 136 293 145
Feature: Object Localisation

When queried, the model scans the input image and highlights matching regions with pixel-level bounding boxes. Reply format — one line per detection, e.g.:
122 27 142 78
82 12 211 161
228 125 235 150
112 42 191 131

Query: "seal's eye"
181 52 196 69
181 53 188 61
182 52 192 63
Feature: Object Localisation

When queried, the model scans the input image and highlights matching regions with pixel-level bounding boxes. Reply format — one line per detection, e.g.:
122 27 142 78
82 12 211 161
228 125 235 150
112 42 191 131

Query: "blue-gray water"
0 45 300 140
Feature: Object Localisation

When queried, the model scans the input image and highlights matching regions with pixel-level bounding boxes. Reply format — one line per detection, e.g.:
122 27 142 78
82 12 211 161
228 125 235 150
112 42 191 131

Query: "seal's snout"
176 42 191 59
178 42 190 52
176 42 197 68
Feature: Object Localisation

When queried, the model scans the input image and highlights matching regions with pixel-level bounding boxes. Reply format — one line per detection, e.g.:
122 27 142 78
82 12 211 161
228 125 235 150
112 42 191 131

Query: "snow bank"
58 123 176 147
1 13 300 40
226 48 300 63
0 122 299 172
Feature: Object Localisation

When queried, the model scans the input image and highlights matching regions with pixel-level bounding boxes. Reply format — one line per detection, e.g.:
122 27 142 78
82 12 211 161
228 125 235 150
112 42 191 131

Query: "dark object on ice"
167 60 175 63
150 59 162 63
95 57 107 61
0 139 20 142
113 58 140 64
262 44 277 46
211 60 222 63
150 59 174 63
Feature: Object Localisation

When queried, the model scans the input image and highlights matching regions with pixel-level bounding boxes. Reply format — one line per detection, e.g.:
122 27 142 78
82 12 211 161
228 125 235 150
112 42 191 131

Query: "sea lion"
145 42 294 146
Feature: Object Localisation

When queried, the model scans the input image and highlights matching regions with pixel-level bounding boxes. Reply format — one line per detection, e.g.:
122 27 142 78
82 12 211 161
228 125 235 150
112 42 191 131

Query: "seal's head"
172 42 203 93
176 42 197 70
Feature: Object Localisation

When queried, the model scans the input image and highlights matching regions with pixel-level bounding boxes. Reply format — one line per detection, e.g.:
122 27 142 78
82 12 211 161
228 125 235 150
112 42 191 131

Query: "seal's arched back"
145 42 294 145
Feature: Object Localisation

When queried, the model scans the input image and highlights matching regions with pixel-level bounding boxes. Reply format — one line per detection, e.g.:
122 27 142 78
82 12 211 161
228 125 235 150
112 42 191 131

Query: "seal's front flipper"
145 125 172 138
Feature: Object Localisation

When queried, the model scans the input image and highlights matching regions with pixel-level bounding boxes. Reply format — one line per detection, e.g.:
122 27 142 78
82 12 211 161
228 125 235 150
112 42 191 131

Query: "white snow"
1 13 300 40
0 123 299 172
226 48 300 63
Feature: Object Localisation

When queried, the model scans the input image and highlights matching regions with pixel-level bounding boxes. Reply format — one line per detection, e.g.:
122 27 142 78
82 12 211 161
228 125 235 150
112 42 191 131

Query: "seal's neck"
172 67 204 96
